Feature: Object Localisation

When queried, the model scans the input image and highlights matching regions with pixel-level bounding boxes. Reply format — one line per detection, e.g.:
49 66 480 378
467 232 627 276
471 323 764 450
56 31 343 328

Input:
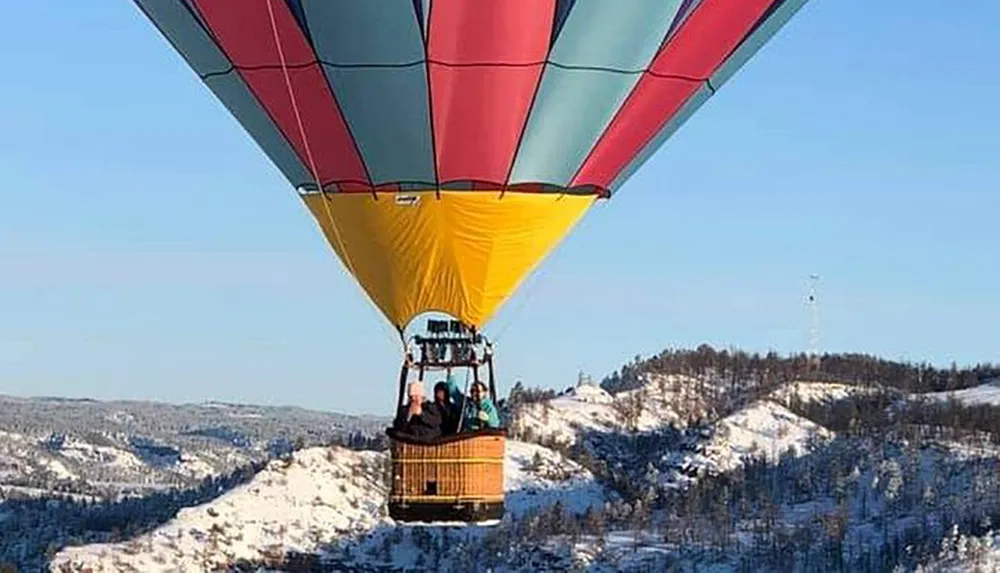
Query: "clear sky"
0 1 997 415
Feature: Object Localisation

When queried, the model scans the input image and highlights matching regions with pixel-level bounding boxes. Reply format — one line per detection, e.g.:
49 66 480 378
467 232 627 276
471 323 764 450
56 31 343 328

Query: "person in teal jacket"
443 374 501 432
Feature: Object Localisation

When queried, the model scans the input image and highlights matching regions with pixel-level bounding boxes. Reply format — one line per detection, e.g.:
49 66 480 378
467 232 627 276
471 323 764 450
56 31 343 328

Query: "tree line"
601 344 999 396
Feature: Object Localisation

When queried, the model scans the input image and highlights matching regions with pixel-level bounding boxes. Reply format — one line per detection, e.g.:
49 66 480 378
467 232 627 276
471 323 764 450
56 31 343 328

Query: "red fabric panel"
428 0 554 183
571 0 775 189
191 0 369 187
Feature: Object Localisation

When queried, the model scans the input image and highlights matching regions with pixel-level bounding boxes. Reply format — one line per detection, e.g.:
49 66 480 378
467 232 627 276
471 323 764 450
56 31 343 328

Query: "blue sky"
0 1 997 415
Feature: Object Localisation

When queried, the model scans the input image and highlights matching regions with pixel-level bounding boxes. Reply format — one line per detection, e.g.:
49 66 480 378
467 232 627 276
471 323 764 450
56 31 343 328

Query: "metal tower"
807 274 820 370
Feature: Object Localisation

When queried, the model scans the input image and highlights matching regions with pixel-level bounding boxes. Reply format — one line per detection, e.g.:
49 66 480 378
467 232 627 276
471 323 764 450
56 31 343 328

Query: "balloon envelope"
133 0 809 330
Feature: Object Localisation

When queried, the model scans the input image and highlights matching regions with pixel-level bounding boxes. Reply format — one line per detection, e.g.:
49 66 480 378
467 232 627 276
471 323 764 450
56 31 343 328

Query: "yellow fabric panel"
300 190 595 329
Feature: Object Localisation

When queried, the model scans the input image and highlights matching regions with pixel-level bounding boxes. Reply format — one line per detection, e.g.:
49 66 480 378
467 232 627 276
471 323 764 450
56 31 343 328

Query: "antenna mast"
807 274 820 371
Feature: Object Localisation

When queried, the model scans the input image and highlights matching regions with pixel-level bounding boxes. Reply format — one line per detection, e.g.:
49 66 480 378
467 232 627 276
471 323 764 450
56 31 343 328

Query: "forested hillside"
7 345 1000 571
602 344 999 395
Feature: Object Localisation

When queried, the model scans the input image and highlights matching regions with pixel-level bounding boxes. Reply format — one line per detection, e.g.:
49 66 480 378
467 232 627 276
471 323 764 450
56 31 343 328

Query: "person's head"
407 381 426 404
433 381 449 405
470 382 487 404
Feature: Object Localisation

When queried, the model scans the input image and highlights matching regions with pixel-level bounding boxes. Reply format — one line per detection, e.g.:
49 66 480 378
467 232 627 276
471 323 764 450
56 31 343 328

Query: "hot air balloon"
132 0 810 523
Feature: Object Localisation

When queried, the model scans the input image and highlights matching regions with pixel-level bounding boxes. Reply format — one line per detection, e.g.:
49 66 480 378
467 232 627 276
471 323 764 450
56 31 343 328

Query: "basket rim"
386 427 507 446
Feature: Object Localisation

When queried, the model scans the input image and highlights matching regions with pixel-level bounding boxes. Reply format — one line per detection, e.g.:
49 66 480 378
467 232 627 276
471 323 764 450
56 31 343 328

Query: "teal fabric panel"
299 0 424 65
134 0 312 188
508 0 683 186
321 66 436 186
301 0 435 185
202 72 314 188
508 69 643 186
548 0 684 70
134 0 228 73
608 0 811 193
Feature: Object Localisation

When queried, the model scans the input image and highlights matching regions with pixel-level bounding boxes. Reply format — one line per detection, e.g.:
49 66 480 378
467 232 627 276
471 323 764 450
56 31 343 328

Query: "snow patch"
770 380 878 405
50 439 610 571
39 457 77 481
51 447 387 572
58 437 145 470
919 380 1000 407
505 441 607 516
701 400 833 473
514 375 712 447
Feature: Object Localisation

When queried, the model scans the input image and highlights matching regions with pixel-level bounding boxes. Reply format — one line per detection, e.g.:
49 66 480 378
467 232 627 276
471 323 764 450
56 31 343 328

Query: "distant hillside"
48 368 1000 572
0 395 389 503
0 394 387 439
601 344 1000 396
7 345 1000 571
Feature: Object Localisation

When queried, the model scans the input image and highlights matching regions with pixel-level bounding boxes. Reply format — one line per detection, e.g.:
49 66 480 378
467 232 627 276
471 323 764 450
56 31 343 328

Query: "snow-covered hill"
55 378 971 572
0 395 387 504
505 441 607 517
49 441 607 571
511 374 714 447
918 379 1000 407
50 447 388 572
55 372 798 571
769 379 883 406
514 376 830 487
4 377 999 571
0 428 234 499
692 399 832 475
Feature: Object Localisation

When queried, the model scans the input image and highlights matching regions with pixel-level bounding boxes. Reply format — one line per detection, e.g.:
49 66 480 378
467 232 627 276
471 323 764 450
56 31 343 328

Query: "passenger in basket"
462 381 501 431
393 381 442 440
441 374 501 432
434 380 461 435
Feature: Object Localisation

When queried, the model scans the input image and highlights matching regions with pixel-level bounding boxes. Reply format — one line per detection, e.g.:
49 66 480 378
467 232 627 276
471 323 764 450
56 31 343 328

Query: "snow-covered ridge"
511 374 714 446
511 377 836 498
514 375 829 458
697 399 833 474
6 370 999 572
34 377 999 571
49 440 605 571
0 394 387 511
917 379 1000 407
918 527 1000 572
505 441 607 517
50 447 388 572
769 379 882 406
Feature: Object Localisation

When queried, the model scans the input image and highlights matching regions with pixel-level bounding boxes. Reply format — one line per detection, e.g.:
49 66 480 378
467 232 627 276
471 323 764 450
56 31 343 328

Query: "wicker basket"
387 428 506 522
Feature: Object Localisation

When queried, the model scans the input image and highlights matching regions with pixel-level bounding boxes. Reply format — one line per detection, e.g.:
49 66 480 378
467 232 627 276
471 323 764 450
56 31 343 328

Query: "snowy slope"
0 430 238 502
695 399 833 474
50 440 606 571
0 430 90 485
628 398 836 495
35 374 1000 572
769 380 880 406
511 384 619 445
505 441 607 517
512 375 713 446
919 379 1000 406
917 527 1000 572
50 447 388 572
515 377 831 484
0 394 387 504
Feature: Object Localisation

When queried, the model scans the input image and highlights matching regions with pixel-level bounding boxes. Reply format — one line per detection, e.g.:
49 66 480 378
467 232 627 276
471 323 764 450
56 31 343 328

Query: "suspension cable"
264 0 404 354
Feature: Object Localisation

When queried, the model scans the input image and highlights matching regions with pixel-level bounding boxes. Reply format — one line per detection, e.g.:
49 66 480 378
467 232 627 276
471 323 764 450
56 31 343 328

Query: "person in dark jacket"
434 380 460 435
393 381 442 440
